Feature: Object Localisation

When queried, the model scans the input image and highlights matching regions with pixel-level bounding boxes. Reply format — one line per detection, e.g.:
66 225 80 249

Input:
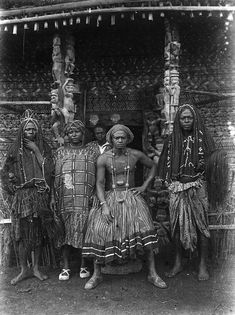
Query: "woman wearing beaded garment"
50 120 98 281
82 124 167 290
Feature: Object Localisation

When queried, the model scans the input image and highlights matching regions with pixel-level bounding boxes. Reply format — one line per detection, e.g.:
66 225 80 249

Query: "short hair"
93 123 106 132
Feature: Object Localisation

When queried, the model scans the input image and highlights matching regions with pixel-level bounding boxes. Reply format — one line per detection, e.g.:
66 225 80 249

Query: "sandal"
80 267 90 279
59 269 70 281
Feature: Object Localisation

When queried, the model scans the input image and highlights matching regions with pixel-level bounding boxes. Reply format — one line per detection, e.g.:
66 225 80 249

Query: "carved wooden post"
50 34 77 145
163 19 181 136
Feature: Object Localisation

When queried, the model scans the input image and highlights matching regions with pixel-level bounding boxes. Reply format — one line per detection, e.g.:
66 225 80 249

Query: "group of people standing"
1 103 225 289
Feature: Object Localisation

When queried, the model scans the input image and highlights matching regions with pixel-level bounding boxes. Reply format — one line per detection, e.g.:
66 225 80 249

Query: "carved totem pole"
50 34 77 145
142 19 181 245
162 19 181 136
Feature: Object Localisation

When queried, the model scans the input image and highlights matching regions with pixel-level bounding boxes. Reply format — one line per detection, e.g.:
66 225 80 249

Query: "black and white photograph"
0 1 234 314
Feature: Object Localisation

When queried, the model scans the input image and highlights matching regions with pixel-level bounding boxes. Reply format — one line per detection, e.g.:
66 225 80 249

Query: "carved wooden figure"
52 35 63 84
64 36 75 76
62 78 75 124
50 88 64 145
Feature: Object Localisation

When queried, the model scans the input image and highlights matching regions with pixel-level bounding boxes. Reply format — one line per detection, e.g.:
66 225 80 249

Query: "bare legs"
166 229 209 281
11 242 47 285
84 261 103 290
33 247 48 281
61 244 70 270
165 230 183 278
85 251 167 290
147 250 167 288
59 245 89 280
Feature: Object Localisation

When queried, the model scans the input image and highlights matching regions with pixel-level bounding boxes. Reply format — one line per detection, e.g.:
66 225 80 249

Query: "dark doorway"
127 125 144 187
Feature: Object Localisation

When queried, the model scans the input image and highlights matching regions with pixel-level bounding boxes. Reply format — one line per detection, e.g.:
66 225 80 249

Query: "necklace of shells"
111 149 130 203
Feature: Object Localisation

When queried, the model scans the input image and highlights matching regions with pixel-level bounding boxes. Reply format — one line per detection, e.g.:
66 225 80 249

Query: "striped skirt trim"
82 190 159 264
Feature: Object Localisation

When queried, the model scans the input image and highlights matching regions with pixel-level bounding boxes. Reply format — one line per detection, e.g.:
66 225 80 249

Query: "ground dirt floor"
0 252 234 315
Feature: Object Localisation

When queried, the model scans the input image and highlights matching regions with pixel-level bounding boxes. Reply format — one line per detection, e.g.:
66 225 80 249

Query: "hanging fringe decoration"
97 15 102 27
111 15 115 25
34 22 39 31
130 13 135 21
12 25 17 35
69 18 73 25
148 13 153 21
24 23 29 30
4 26 8 32
142 13 146 19
227 12 234 21
76 17 81 24
54 21 59 29
63 20 67 26
121 13 125 19
85 16 90 24
44 21 48 29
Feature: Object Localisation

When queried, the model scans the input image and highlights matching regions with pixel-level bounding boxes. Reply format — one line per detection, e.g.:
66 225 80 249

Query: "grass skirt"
82 190 159 264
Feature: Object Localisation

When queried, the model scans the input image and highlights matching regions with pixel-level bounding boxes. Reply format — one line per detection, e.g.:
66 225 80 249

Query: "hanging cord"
111 149 130 203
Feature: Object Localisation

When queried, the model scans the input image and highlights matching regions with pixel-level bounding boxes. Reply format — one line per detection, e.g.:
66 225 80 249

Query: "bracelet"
100 201 106 206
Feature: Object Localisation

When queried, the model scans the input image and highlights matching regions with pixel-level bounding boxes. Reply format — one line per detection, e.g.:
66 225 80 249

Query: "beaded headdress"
20 109 39 131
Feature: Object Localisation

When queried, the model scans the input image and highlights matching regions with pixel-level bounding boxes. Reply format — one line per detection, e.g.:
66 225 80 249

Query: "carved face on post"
64 80 74 95
147 119 159 135
171 76 179 86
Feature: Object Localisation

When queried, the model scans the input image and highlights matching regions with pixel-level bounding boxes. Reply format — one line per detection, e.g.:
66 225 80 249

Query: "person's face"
65 82 74 94
94 127 106 144
179 108 194 132
112 130 128 149
24 122 37 141
67 127 83 144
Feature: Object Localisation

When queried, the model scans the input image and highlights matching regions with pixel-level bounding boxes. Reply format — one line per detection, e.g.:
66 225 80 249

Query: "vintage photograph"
0 1 234 314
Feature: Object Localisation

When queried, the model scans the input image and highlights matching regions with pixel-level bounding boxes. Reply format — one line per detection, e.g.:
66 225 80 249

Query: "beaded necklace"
111 149 130 203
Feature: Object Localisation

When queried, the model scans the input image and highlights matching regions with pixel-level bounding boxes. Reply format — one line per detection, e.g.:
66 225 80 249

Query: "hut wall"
0 16 235 264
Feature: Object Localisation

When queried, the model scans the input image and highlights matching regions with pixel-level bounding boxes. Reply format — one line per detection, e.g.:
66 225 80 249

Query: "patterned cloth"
168 179 210 251
54 146 97 248
82 190 159 264
85 141 111 156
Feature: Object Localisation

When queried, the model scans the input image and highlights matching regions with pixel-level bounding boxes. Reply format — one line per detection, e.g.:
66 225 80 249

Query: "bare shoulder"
128 148 146 159
97 150 112 165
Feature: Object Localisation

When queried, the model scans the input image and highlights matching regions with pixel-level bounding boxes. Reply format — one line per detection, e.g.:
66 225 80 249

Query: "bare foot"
198 264 209 281
11 270 30 285
33 269 48 281
165 264 183 278
84 275 103 290
147 274 168 289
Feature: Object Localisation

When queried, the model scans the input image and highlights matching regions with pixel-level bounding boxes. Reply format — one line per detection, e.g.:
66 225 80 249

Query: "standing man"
1 109 54 285
86 123 111 156
157 104 216 281
82 124 167 290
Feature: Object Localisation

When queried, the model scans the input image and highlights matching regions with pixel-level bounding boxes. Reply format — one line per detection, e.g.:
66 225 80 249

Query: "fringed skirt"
11 187 62 250
11 187 51 250
169 179 210 251
82 190 159 264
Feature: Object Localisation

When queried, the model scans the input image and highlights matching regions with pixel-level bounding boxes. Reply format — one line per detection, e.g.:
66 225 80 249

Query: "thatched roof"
1 0 235 10
1 0 235 29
